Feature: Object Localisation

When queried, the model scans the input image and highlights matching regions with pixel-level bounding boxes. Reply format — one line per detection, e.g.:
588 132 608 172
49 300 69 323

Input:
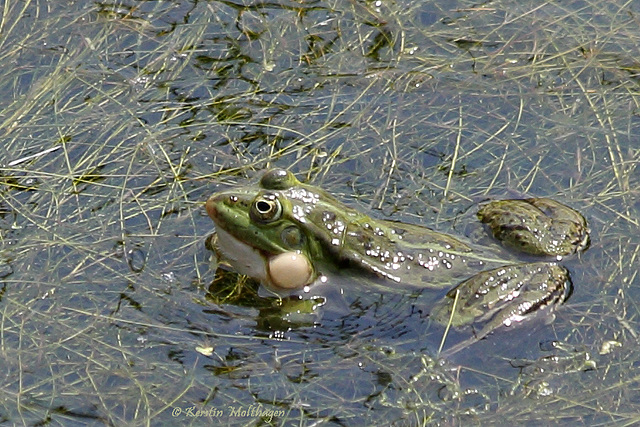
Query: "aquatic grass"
0 0 639 425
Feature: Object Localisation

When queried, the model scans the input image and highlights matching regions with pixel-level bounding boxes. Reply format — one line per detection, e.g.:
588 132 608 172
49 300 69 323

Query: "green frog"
205 169 589 352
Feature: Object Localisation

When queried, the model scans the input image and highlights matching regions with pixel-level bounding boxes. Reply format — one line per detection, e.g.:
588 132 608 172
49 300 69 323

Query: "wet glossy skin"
205 169 590 346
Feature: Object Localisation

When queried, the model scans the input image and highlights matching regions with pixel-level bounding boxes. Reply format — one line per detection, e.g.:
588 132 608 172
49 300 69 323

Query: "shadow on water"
1 0 639 425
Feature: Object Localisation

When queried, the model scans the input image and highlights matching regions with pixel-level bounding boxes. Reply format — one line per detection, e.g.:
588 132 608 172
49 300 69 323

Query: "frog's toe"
477 198 590 257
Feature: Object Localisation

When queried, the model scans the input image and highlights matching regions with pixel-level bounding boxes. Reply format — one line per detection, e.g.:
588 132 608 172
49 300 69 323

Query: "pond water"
1 0 639 425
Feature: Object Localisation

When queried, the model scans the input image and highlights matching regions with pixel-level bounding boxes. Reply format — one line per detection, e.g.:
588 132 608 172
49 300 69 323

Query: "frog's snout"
205 195 220 221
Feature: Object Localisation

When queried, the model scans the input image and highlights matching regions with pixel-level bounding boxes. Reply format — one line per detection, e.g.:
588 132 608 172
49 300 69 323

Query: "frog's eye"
250 194 282 223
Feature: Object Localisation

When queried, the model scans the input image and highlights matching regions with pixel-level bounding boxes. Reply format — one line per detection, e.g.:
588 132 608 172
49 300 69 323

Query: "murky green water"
1 0 639 425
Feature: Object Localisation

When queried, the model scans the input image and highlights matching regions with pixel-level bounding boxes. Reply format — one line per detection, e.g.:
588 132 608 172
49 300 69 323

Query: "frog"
205 169 590 353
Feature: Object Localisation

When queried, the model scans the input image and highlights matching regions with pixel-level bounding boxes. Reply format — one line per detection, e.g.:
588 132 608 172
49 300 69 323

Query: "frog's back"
290 193 484 286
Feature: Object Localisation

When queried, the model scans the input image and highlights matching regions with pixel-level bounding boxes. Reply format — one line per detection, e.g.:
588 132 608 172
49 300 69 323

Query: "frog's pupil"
257 200 271 214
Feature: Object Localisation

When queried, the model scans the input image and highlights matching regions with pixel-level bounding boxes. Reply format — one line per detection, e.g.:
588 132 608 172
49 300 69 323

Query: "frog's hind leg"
431 262 572 357
477 198 590 257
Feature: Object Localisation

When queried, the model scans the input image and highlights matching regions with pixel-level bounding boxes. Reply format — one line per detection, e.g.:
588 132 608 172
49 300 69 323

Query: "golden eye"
250 194 282 223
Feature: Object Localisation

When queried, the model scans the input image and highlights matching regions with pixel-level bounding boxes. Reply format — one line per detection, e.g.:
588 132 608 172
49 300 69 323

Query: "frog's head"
206 169 327 291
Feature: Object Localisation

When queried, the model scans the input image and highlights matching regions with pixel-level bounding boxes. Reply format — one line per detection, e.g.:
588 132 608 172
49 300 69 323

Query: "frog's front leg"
431 262 571 355
477 198 590 257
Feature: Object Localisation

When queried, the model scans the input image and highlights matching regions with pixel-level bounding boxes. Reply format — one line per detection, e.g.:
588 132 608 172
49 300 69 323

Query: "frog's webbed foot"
478 198 590 257
431 262 571 356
